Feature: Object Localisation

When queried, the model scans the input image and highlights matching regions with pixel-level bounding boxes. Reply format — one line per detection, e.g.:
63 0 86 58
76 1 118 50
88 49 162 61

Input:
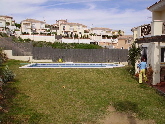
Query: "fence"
32 47 128 62
0 37 128 62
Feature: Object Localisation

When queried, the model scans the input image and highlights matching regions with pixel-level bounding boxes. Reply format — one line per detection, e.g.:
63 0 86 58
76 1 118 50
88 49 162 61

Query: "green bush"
128 42 141 74
0 48 8 65
0 48 15 83
0 32 8 37
1 65 15 83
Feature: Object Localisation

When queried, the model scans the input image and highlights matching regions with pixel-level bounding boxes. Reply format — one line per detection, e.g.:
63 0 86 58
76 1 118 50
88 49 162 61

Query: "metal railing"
141 24 151 36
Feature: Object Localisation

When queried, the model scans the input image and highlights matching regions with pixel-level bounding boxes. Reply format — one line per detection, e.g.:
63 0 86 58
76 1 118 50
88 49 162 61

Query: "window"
63 26 65 30
161 48 165 62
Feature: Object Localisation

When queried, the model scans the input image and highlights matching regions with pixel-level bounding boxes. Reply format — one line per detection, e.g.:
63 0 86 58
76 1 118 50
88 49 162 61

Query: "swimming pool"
19 63 125 68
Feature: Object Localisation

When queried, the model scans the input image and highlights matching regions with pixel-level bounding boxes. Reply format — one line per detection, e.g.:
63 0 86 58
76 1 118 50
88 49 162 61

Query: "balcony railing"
135 20 165 39
141 24 151 36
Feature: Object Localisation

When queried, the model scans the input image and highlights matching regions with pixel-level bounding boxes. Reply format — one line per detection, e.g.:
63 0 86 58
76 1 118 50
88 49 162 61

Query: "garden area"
0 57 165 123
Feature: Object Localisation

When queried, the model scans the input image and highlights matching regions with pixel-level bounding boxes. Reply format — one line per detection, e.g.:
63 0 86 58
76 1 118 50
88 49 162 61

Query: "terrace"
133 20 165 40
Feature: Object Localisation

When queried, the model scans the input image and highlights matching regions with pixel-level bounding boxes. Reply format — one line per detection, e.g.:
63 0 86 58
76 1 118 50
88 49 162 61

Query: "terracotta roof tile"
61 22 87 27
0 15 13 19
91 27 112 31
22 19 45 23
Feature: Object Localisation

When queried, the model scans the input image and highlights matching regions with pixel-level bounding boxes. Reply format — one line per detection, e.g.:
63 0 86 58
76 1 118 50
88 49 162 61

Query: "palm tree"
118 30 122 36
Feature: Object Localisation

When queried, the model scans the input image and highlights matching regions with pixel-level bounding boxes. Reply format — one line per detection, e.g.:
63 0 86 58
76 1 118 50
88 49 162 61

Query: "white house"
132 0 165 85
0 15 14 26
21 19 46 34
59 22 89 38
89 27 120 48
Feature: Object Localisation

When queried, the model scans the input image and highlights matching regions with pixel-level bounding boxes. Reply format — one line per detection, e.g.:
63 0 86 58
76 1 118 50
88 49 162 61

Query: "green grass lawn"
1 60 165 124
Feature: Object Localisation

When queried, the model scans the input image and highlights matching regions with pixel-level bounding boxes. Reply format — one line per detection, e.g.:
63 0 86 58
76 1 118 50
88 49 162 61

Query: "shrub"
0 32 8 37
1 65 15 83
0 48 15 83
0 48 8 65
128 42 141 74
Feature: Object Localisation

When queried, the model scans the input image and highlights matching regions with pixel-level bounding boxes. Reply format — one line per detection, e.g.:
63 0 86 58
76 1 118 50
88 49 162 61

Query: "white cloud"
0 0 153 34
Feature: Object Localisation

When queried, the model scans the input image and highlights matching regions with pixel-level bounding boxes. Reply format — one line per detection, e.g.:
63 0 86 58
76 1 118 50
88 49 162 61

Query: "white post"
137 26 141 38
151 42 161 85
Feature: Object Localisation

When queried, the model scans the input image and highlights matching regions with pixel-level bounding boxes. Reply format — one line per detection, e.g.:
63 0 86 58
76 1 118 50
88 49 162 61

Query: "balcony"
134 20 165 39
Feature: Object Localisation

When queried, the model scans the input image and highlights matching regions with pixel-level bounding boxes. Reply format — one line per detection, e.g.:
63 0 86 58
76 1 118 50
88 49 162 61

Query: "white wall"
0 20 6 27
162 10 165 21
20 35 56 43
62 38 92 44
101 39 118 43
152 11 162 21
153 10 165 21
4 50 32 61
151 20 163 35
6 26 16 31
4 50 53 62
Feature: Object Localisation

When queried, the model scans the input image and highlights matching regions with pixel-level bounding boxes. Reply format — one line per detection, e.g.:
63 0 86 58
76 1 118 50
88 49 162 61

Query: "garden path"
99 106 155 124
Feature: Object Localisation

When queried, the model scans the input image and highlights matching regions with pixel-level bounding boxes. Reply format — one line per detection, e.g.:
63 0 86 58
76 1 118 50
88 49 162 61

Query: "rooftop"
91 27 112 31
147 0 165 11
61 22 87 27
22 19 45 23
0 15 13 19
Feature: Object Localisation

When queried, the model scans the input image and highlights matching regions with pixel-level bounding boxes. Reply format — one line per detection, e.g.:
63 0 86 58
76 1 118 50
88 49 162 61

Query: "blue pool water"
19 63 125 68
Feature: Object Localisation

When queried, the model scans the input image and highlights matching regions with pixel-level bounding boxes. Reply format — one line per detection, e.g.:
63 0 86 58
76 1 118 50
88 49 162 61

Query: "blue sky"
0 0 159 34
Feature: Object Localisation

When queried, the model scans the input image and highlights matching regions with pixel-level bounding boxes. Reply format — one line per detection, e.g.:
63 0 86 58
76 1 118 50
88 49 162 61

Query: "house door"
141 47 147 61
161 48 165 62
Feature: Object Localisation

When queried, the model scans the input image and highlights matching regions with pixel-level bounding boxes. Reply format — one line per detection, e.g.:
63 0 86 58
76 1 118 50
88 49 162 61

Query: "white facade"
0 19 6 28
0 15 13 26
59 22 89 38
90 27 112 36
20 34 56 43
21 19 46 34
62 38 92 44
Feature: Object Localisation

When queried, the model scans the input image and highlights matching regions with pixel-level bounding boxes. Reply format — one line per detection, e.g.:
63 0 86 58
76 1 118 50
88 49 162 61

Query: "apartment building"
0 15 14 26
59 22 89 38
21 19 46 34
115 35 133 49
56 19 67 26
90 27 112 36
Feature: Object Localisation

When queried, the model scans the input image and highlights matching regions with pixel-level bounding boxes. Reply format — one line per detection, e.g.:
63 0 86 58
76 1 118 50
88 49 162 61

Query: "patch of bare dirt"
99 106 155 124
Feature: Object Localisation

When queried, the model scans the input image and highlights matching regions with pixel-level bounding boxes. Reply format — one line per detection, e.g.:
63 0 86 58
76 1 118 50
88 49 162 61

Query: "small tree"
112 35 118 39
128 42 141 74
0 48 15 83
15 23 21 29
118 30 122 36
0 48 8 65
